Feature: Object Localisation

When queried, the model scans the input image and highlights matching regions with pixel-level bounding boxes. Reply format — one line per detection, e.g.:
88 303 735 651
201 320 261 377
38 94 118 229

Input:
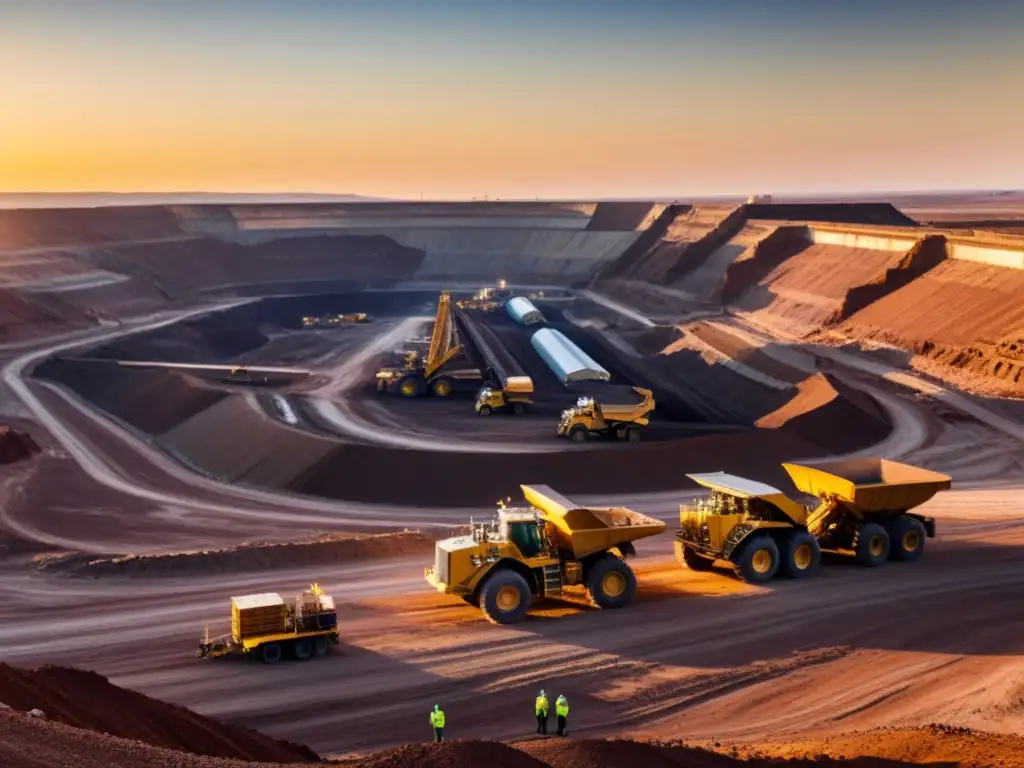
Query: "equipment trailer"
425 485 666 624
675 458 951 583
197 583 339 664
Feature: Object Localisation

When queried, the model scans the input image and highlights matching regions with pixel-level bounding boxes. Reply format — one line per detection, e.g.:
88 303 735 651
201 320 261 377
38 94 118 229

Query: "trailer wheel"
624 426 642 443
313 637 330 657
855 523 890 567
569 426 589 443
478 405 492 417
734 535 779 583
431 377 454 397
886 516 926 562
260 643 282 665
779 531 821 579
480 569 532 625
512 402 525 415
293 639 313 661
586 554 637 609
675 540 715 571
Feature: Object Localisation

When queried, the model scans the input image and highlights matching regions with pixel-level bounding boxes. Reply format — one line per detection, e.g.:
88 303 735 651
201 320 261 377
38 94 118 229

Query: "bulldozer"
425 485 666 624
675 458 951 583
376 292 482 397
557 387 654 443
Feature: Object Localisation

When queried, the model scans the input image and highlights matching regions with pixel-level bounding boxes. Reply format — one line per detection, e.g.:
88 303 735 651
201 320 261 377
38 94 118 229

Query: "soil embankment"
756 373 891 454
0 664 318 763
35 531 437 578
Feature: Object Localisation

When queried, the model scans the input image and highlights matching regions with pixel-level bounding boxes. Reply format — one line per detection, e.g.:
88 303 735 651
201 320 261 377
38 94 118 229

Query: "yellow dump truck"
425 485 666 624
675 458 951 583
197 583 340 664
557 387 655 443
475 376 534 415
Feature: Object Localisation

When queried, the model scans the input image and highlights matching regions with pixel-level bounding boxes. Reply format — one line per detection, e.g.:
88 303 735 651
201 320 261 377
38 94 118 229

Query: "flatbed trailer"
197 584 340 664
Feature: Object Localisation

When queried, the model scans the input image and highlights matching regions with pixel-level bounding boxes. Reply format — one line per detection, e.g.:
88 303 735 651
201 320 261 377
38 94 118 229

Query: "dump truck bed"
521 484 666 559
783 458 951 512
597 386 653 421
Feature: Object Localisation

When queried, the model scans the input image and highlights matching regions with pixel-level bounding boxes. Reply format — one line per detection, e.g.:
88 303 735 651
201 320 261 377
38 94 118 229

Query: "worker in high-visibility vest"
429 704 446 742
535 689 549 734
555 694 570 736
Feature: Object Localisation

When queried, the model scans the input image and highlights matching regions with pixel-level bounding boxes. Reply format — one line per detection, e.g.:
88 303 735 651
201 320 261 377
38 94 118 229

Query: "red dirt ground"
0 664 317 762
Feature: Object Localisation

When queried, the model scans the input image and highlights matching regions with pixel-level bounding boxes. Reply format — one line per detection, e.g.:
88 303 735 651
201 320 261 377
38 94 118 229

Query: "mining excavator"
425 485 666 624
375 292 482 397
557 387 655 443
675 458 951 583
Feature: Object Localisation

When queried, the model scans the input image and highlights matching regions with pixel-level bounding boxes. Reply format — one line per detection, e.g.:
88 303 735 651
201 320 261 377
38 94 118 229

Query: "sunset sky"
2 0 1022 199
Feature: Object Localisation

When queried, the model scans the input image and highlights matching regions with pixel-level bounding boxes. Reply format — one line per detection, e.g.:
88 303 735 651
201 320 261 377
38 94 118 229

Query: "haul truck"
425 485 666 624
197 583 339 664
376 292 482 397
558 387 655 443
675 458 951 584
476 376 534 415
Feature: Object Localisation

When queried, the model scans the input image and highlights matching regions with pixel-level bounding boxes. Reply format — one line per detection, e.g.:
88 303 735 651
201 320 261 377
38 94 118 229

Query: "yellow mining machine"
475 376 535 415
197 583 339 664
375 292 483 397
675 458 951 583
425 485 666 624
557 387 655 443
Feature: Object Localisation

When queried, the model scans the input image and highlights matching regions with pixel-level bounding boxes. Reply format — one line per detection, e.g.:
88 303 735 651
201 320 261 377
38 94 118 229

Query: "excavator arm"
425 292 463 378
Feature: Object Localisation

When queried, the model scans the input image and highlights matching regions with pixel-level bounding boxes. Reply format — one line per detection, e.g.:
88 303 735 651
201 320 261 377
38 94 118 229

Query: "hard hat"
434 704 440 711
539 689 545 695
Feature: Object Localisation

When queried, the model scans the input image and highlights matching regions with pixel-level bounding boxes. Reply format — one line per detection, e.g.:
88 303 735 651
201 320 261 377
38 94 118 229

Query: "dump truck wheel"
586 555 637 609
886 516 926 562
676 540 715 571
431 377 454 397
260 643 282 665
569 426 589 443
624 426 642 443
855 523 890 567
398 377 422 397
478 405 492 417
313 637 330 657
293 639 313 661
480 569 532 624
779 531 821 578
512 402 525 415
734 536 780 583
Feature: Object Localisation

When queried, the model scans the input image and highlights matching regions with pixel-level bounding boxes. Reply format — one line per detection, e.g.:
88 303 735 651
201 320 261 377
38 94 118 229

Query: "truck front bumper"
424 566 469 596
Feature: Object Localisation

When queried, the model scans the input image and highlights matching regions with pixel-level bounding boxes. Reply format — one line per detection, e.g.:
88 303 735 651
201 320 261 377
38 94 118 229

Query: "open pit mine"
1 197 1024 767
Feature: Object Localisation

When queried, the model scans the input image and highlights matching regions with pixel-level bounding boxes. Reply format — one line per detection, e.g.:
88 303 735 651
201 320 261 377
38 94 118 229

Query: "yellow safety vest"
430 709 445 728
556 698 569 716
535 696 548 715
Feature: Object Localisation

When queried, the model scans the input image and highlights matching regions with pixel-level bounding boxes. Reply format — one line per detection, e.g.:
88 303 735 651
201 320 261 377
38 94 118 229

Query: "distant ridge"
0 192 390 209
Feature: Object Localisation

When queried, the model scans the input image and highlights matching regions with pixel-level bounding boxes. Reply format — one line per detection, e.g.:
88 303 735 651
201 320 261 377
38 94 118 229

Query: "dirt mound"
751 724 1024 767
594 204 691 280
0 664 317 762
836 235 947 321
522 738 738 767
756 373 891 454
0 288 89 340
351 741 547 768
35 531 437 577
0 427 41 464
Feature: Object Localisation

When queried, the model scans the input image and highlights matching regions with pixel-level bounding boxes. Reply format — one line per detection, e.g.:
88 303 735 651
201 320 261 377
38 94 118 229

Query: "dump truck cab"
425 485 666 624
557 387 654 443
675 459 950 584
476 376 534 416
